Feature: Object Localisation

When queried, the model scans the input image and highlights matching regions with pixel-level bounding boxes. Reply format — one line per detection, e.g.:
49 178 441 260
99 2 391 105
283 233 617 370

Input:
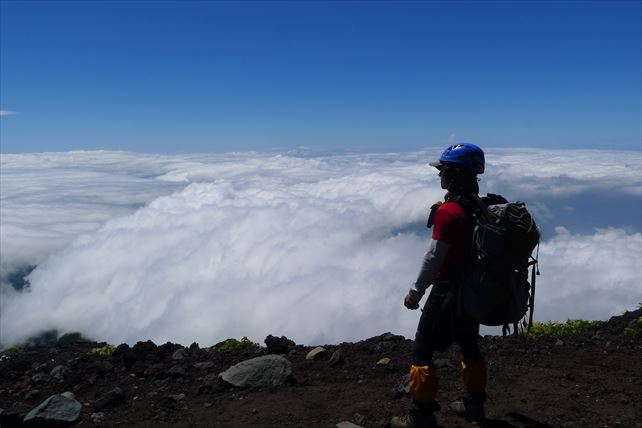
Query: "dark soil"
1 309 641 428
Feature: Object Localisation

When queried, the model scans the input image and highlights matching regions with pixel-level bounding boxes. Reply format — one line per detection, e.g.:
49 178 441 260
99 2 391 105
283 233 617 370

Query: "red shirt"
431 201 474 278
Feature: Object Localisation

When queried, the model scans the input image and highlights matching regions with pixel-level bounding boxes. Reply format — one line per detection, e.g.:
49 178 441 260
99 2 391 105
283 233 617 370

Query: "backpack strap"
426 202 442 229
469 194 494 224
526 243 541 334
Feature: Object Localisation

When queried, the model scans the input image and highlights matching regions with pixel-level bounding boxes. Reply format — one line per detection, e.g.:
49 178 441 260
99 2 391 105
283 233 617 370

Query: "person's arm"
405 239 450 308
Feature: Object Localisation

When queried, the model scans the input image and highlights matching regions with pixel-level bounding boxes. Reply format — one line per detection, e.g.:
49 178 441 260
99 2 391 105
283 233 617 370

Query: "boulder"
49 366 69 381
264 335 296 354
157 342 183 357
93 387 125 411
23 392 82 427
132 340 157 354
198 373 226 395
329 349 345 367
369 332 405 353
168 364 188 377
172 349 188 360
116 341 159 370
219 355 293 388
306 346 326 360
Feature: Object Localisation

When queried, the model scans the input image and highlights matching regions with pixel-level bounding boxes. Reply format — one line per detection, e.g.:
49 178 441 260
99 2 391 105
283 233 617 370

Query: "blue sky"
1 0 640 153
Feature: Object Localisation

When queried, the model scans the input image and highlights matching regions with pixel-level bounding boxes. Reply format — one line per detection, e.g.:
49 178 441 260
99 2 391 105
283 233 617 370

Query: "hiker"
391 143 487 428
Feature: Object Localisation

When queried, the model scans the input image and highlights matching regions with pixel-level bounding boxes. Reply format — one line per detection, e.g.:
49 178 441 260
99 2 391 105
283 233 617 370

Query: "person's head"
429 143 485 194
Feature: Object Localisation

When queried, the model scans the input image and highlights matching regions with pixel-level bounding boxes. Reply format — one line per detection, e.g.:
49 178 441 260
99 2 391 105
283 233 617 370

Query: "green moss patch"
212 336 259 351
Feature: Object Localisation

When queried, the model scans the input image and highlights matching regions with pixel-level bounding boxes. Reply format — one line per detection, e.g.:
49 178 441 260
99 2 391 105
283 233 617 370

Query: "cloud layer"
1 149 640 346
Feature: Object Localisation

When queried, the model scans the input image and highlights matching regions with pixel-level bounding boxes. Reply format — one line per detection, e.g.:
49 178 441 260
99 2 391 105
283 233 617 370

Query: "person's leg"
454 318 486 424
392 286 451 428
407 305 440 424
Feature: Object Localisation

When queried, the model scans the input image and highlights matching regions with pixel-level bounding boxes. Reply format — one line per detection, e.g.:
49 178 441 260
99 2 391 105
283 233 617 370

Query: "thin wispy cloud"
0 110 16 116
1 149 640 347
445 133 458 144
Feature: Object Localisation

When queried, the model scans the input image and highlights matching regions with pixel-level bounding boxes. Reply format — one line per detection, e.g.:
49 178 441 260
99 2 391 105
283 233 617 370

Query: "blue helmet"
429 143 485 175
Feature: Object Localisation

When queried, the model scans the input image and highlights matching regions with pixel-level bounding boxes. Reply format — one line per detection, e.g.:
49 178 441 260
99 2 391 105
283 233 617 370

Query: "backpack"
459 194 540 335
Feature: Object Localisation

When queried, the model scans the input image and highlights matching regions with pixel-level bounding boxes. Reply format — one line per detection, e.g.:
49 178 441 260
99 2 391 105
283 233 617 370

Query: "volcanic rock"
329 349 345 367
2 307 641 428
93 387 125 411
306 346 326 360
172 349 188 360
219 355 293 388
194 361 215 370
198 373 227 395
369 332 405 353
32 362 50 373
264 335 296 354
336 422 364 428
392 373 410 398
24 389 40 400
132 340 157 355
23 392 82 427
30 373 50 385
91 412 105 424
115 341 160 370
168 364 188 377
353 413 367 426
379 332 404 342
143 363 165 377
49 366 69 381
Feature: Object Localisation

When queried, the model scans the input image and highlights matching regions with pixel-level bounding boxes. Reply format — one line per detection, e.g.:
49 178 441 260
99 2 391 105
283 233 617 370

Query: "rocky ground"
1 308 641 428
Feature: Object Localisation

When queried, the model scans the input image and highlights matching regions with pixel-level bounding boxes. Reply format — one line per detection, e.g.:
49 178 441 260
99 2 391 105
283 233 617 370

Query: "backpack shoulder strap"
468 194 494 224
426 202 439 228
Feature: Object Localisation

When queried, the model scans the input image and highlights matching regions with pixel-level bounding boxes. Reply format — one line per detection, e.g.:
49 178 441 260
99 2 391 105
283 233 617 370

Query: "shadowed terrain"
1 308 640 427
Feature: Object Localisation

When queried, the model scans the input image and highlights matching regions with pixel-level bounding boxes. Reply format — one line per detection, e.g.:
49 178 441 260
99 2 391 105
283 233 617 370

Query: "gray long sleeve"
408 239 450 304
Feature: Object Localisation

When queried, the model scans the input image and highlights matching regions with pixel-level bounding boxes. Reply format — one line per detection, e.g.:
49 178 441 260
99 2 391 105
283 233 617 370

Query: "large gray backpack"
460 194 540 335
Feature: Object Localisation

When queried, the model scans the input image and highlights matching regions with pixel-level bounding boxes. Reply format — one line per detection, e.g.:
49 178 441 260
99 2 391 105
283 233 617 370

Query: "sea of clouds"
1 148 641 347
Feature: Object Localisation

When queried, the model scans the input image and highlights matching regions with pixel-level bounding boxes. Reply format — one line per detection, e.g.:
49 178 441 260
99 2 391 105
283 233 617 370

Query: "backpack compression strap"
526 243 541 335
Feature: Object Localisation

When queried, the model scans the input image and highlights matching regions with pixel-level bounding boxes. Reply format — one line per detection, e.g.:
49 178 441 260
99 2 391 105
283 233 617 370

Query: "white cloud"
482 148 642 198
0 149 640 347
535 226 641 322
0 110 16 116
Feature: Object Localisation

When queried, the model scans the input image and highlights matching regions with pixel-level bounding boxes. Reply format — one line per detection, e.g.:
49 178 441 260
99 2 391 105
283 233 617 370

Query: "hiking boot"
451 393 486 426
390 412 438 428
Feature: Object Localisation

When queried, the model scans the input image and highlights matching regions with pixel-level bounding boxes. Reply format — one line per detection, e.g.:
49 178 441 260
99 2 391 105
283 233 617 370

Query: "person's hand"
404 293 420 310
